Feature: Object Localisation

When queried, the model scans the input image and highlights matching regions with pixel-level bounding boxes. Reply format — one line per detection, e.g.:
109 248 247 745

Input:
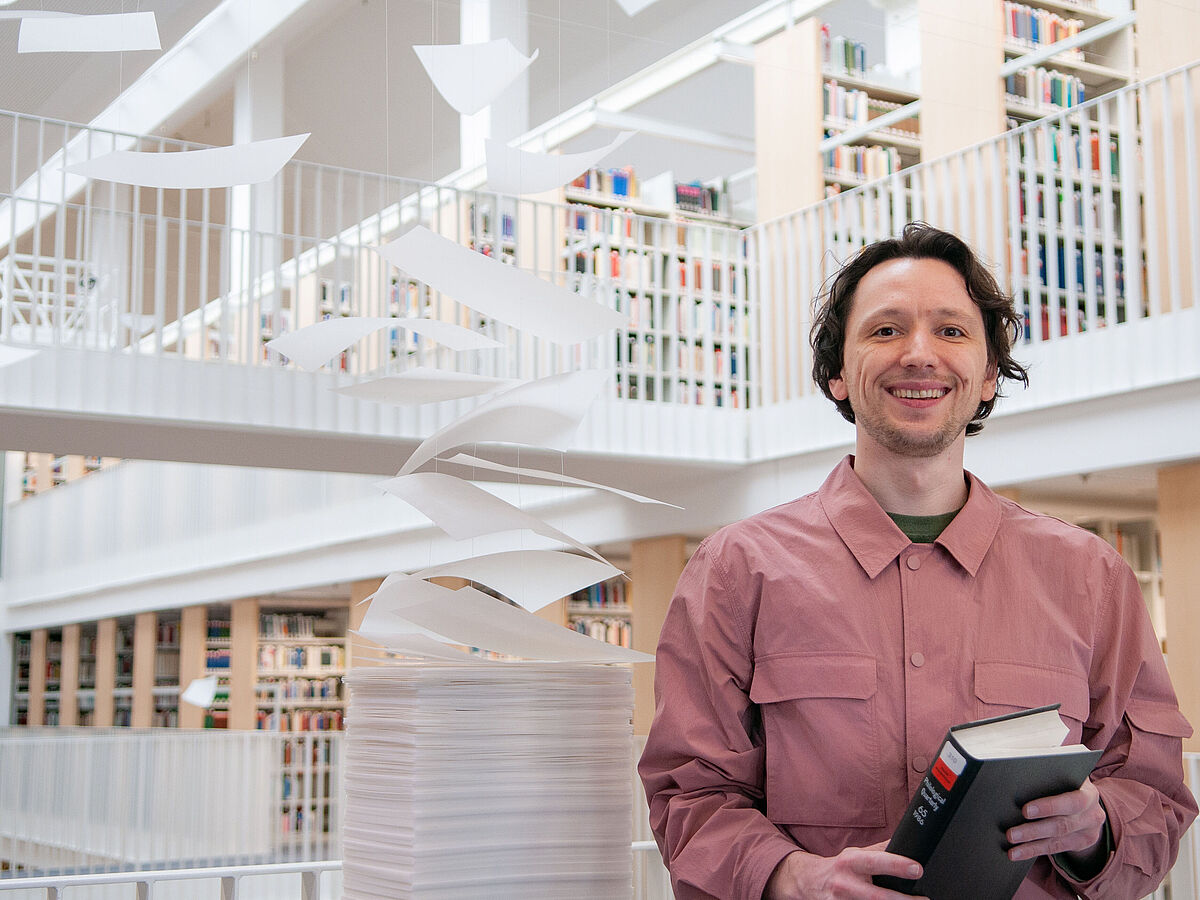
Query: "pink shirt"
639 456 1196 900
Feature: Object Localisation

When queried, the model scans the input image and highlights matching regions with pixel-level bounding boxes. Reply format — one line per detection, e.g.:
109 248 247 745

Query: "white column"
459 0 530 170
231 43 286 323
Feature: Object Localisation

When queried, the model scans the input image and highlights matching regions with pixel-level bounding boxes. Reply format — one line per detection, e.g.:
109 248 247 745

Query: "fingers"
1006 783 1106 861
843 846 923 881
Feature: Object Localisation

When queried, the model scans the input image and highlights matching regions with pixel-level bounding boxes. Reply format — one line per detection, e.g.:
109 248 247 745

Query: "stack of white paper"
342 662 634 899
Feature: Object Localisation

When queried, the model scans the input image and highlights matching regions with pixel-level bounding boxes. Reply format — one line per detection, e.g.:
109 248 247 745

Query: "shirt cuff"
1050 812 1114 884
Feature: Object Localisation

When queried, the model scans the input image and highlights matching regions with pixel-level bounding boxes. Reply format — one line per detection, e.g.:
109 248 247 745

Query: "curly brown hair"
810 222 1029 436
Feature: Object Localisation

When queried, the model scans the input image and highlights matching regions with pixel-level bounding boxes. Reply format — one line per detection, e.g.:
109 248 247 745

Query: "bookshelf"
567 577 632 649
11 632 30 725
43 629 62 726
77 622 97 726
113 618 134 727
1080 518 1167 651
152 613 181 727
562 168 752 408
1008 96 1130 340
255 610 347 733
820 23 920 196
1001 0 1133 122
18 452 117 499
204 612 232 729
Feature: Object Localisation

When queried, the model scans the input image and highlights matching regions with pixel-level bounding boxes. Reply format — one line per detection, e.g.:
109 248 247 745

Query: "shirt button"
906 556 921 571
911 652 925 668
913 756 929 772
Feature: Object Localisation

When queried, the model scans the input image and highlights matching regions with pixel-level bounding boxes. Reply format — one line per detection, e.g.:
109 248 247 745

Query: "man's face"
828 257 997 460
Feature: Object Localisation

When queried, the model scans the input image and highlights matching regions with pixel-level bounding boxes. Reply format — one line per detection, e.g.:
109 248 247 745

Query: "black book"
875 705 1102 900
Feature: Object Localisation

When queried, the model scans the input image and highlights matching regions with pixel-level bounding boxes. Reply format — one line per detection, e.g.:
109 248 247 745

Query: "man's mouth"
889 387 949 399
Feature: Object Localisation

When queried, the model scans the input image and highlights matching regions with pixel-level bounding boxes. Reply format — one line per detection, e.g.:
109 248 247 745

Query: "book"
874 705 1102 900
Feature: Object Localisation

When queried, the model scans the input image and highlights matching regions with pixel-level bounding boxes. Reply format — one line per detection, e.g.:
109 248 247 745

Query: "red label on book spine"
932 756 958 791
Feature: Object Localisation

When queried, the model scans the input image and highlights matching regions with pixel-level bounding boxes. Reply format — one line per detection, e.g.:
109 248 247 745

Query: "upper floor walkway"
3 61 1200 628
0 60 1196 482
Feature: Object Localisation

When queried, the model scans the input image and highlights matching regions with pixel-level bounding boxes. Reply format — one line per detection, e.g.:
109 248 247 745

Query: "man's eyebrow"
859 305 976 322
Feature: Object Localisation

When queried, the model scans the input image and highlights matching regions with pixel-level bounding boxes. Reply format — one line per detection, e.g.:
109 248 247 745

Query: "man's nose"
899 330 937 367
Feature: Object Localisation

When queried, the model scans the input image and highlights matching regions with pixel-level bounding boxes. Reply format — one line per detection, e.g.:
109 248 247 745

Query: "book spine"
875 735 980 891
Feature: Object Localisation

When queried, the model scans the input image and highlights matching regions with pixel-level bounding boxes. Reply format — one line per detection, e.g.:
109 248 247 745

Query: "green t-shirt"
886 509 961 543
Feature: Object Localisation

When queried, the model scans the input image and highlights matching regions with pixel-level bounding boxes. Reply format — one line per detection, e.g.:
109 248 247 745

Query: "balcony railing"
0 112 752 411
750 60 1200 429
0 727 343 880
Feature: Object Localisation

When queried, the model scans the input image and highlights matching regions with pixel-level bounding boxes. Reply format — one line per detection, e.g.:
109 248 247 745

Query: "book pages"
375 226 625 344
266 316 500 371
342 663 634 898
397 368 610 476
485 131 634 196
413 39 539 116
18 11 159 52
332 369 516 405
66 134 308 189
443 452 683 508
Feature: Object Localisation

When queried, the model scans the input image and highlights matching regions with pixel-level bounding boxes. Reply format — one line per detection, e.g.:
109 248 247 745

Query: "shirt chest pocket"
748 652 884 828
974 660 1091 741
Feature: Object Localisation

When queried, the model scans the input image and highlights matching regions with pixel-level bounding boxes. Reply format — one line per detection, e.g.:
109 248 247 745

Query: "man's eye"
875 326 896 336
942 327 964 337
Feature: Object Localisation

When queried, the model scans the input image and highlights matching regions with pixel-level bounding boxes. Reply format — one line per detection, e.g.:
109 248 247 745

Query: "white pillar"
459 0 530 170
231 43 286 327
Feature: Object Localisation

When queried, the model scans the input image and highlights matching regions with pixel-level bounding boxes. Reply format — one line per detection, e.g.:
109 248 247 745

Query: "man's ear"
829 375 848 402
982 361 998 402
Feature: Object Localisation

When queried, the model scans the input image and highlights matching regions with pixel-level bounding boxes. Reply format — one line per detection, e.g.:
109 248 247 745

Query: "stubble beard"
854 403 974 459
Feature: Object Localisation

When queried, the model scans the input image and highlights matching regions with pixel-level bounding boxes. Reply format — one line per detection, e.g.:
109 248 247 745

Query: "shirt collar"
818 455 1002 579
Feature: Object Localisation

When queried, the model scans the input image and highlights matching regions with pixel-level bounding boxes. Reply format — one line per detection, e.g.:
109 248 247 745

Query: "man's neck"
851 440 970 516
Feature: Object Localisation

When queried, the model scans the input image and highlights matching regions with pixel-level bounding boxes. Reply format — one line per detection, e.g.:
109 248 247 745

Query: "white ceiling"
0 0 891 187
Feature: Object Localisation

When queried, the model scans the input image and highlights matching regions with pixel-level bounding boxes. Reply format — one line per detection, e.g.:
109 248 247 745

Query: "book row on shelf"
257 643 346 674
823 81 918 140
573 246 744 293
1018 240 1127 299
206 648 232 669
271 676 342 701
280 806 333 835
1006 67 1086 113
154 654 180 681
619 377 747 408
259 612 330 639
570 166 639 199
622 295 751 339
567 169 736 222
281 771 334 800
622 336 747 379
1020 186 1120 231
19 453 113 498
257 709 344 732
1016 125 1119 177
569 617 632 648
823 142 902 183
821 24 867 78
571 580 627 608
1003 1 1087 56
207 620 231 641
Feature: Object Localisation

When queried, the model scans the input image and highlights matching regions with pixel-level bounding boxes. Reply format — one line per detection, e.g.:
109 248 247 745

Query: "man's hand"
763 843 926 899
1006 779 1108 870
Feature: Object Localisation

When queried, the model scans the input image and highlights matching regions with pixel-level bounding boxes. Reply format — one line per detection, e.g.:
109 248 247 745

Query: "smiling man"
639 223 1197 900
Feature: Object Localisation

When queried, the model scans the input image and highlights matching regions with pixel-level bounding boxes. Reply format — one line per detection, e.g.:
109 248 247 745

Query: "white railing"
0 111 753 410
0 728 343 879
0 861 341 900
749 59 1200 417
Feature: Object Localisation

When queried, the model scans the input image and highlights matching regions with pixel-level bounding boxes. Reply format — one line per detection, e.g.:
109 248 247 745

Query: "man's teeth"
892 388 947 399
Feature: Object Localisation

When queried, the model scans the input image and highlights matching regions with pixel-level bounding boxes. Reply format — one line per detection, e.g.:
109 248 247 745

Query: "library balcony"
0 60 1198 493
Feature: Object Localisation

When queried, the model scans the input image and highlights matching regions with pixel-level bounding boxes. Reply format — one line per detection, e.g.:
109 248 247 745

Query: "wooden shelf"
820 68 919 103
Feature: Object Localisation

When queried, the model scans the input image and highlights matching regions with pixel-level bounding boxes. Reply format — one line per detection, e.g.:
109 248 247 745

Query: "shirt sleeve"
637 541 800 900
1052 556 1199 898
